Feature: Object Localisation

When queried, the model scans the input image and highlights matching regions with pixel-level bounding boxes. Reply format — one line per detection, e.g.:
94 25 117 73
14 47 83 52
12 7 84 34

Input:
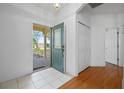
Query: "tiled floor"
0 68 73 89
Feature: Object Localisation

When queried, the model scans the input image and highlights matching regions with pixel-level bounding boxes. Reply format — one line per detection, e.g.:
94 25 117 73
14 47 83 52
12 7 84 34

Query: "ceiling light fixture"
53 3 61 9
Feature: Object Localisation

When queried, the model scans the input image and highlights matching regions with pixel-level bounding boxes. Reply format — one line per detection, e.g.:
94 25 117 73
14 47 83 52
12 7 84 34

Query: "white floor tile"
59 75 73 82
50 78 64 89
52 72 64 79
17 76 32 88
40 72 51 79
31 74 44 82
18 81 33 88
44 75 59 82
31 72 41 77
0 68 73 89
33 79 49 89
40 84 53 89
0 79 17 89
19 83 35 89
17 75 32 82
40 70 54 78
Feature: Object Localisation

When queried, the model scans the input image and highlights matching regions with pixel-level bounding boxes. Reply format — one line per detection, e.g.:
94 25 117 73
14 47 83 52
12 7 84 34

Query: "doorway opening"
33 23 51 71
32 23 65 72
105 27 123 80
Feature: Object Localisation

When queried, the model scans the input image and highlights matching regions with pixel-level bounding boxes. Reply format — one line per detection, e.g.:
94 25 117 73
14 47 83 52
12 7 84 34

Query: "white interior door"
78 23 90 73
105 28 117 65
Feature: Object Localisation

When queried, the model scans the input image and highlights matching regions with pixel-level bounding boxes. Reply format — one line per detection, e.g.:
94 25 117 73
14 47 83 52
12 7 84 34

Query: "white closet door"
78 23 90 73
105 28 117 65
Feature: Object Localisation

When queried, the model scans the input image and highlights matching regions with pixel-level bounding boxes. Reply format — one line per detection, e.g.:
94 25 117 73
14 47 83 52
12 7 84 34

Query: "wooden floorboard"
59 63 123 89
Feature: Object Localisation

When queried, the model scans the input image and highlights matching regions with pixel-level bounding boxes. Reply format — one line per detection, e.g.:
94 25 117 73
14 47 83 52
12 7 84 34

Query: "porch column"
44 32 47 58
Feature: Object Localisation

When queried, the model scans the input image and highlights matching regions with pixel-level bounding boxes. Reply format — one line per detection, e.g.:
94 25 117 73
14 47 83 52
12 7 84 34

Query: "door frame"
33 23 51 70
77 21 91 73
75 3 89 76
50 22 66 73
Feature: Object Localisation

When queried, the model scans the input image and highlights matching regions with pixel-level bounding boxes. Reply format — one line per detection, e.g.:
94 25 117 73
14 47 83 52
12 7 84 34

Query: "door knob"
62 45 64 56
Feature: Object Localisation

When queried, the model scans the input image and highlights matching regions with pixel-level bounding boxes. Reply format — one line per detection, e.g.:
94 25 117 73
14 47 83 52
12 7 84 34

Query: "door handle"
62 45 64 56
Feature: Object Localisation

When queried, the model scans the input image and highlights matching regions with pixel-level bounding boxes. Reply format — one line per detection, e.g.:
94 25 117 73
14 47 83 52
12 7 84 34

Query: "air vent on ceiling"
88 3 103 8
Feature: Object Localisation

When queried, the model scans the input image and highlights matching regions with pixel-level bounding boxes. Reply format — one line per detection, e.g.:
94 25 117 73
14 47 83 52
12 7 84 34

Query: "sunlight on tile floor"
0 68 73 89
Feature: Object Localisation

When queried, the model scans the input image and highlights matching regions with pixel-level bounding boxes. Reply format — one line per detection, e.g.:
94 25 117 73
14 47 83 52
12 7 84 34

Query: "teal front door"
51 23 64 72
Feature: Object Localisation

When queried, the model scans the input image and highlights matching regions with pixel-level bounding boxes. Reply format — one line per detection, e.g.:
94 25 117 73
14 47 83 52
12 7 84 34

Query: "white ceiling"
33 3 68 13
92 3 124 14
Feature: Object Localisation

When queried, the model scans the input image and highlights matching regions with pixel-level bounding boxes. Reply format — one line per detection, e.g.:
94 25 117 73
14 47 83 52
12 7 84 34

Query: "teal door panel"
51 23 64 72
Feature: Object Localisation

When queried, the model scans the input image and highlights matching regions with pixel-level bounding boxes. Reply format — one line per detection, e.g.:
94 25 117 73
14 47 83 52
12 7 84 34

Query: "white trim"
75 14 79 76
75 4 88 76
64 23 66 73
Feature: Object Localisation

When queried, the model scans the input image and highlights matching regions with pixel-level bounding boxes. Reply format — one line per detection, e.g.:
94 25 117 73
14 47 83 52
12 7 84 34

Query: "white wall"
77 5 119 66
55 3 83 23
12 4 56 27
77 5 91 26
64 14 77 76
0 4 32 82
77 4 121 67
91 14 114 66
90 3 124 66
91 13 124 66
0 3 83 82
0 4 55 82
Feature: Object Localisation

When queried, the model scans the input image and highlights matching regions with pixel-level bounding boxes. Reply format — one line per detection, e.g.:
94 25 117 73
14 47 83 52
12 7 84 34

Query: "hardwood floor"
60 63 123 89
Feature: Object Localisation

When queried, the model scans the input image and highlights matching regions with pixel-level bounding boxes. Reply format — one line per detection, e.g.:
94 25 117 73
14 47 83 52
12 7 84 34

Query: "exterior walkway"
33 54 50 70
